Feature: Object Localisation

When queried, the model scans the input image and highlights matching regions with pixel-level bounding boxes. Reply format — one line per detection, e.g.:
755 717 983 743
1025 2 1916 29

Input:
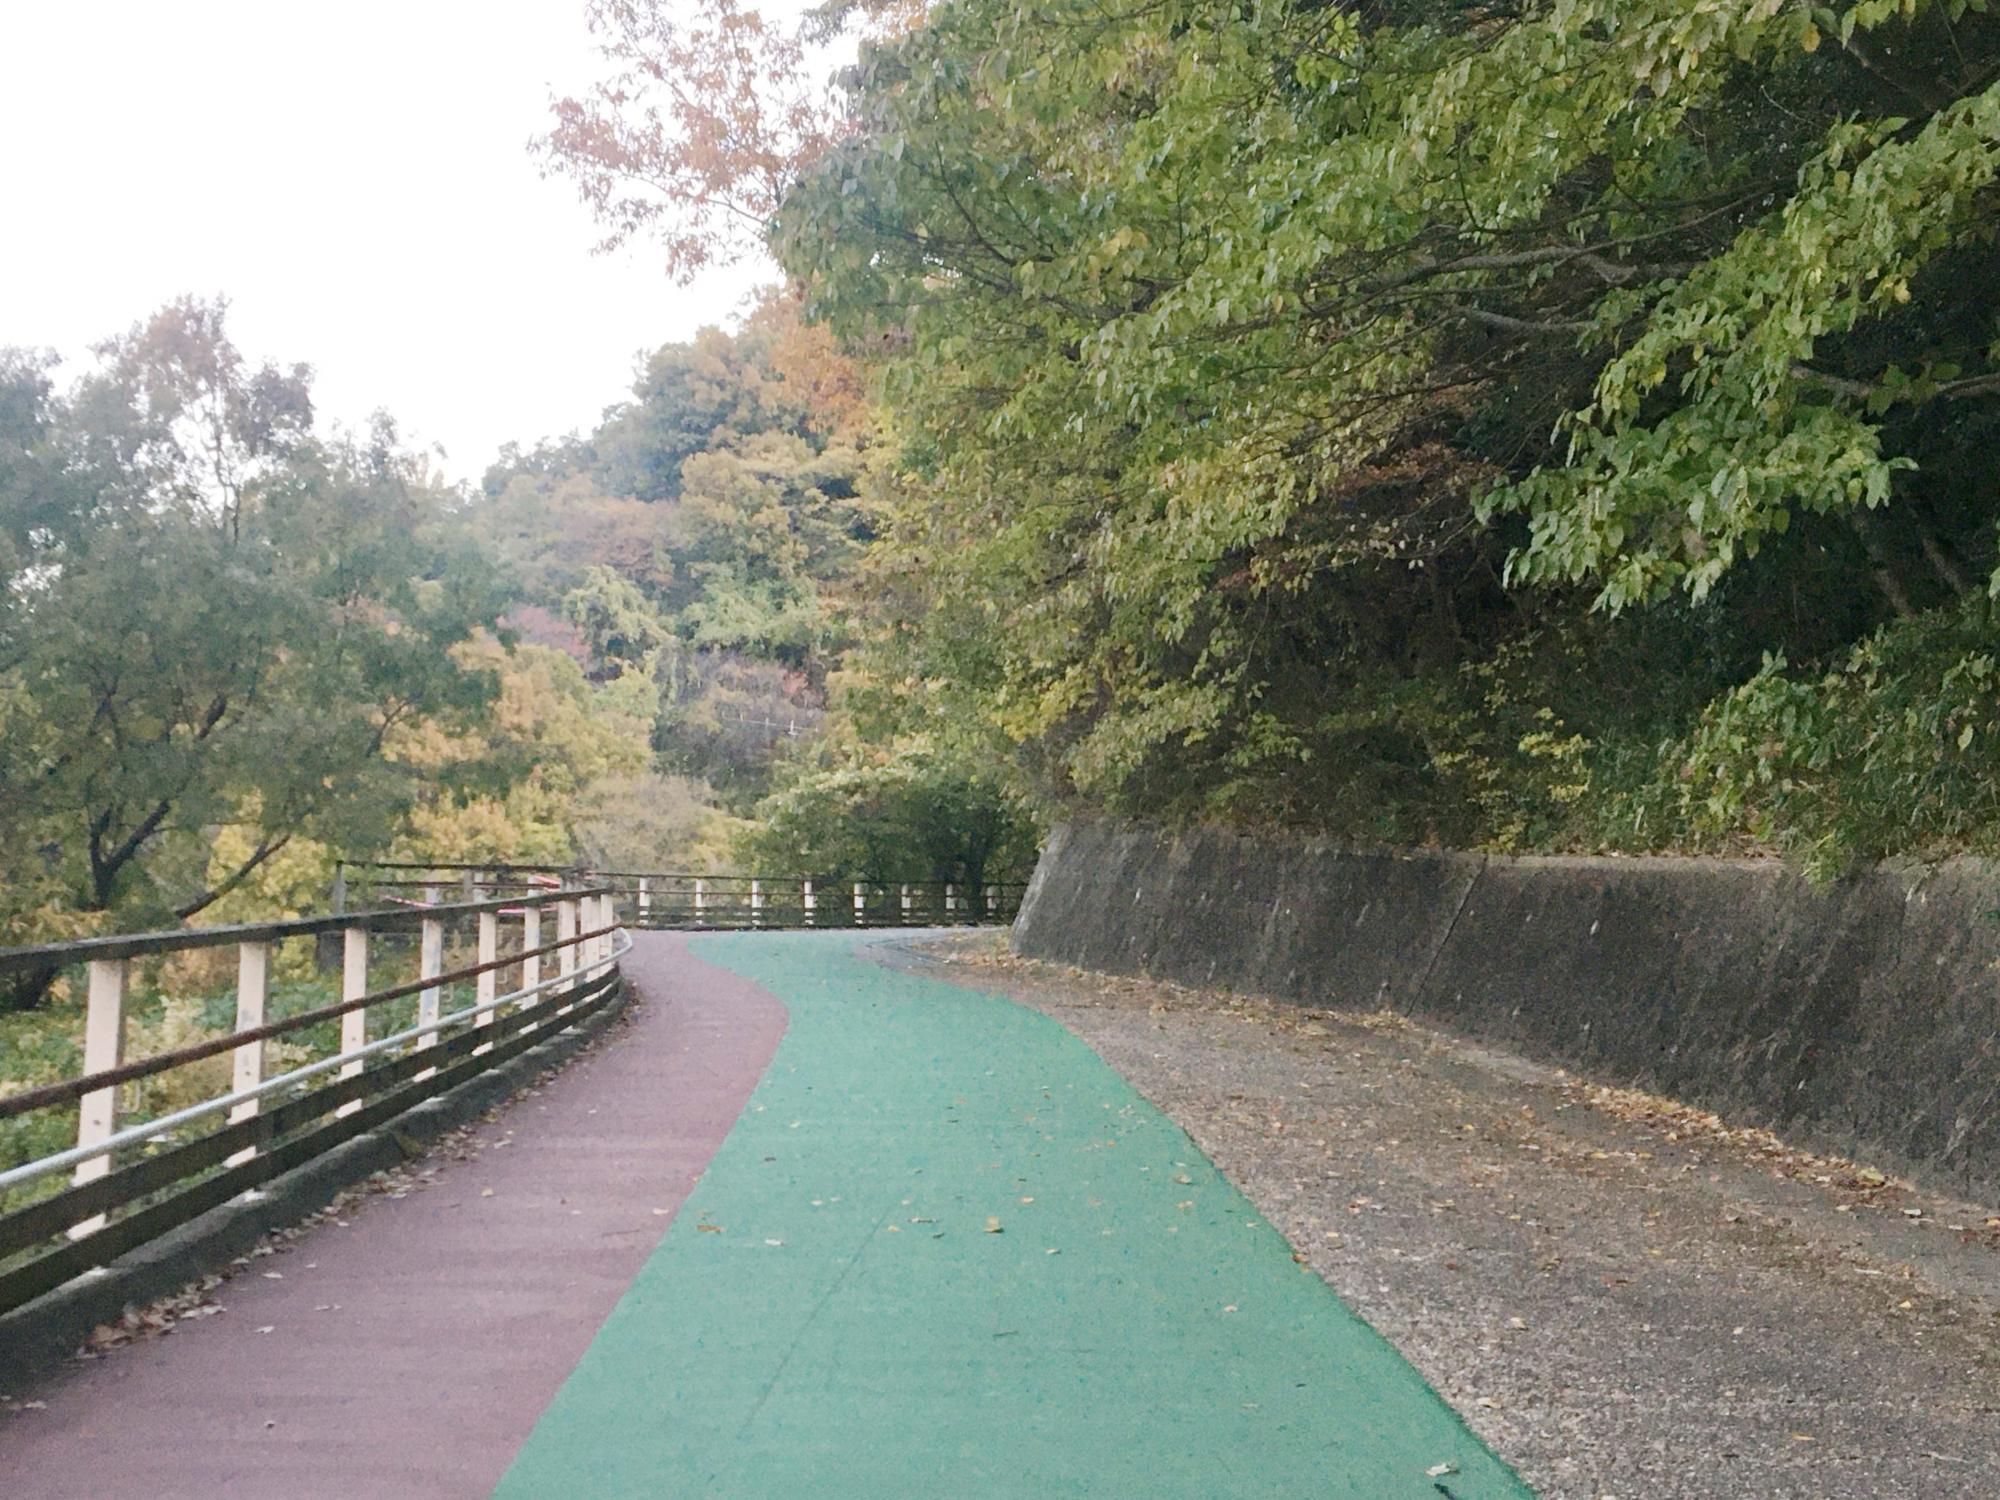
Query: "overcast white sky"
0 1 780 482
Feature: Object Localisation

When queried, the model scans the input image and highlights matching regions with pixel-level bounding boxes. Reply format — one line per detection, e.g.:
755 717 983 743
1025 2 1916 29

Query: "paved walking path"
3 932 1529 1497
0 935 786 1498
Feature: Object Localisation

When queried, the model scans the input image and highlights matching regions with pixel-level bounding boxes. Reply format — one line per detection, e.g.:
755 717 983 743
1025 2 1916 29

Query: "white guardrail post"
557 897 578 1007
0 884 638 1281
418 887 444 1052
226 939 270 1166
474 908 499 1054
521 904 542 1003
338 927 368 1118
70 956 129 1236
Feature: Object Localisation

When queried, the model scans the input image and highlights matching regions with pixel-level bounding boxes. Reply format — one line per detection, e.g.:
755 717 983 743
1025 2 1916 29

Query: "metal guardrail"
0 887 628 1316
608 875 1024 930
335 862 1028 931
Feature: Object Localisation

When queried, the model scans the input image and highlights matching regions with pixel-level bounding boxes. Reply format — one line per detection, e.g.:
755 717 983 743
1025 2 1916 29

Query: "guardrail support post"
638 876 650 924
945 883 957 921
854 880 866 927
987 884 999 918
901 884 912 925
751 879 763 929
418 896 444 1055
557 898 578 1007
694 878 707 924
522 905 542 1003
803 879 815 927
70 957 129 1236
338 927 368 1118
227 940 270 1166
475 909 499 1052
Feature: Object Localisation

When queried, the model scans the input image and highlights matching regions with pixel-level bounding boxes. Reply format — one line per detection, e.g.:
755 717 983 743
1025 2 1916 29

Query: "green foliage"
740 737 1040 886
393 639 656 866
573 771 741 871
478 300 881 813
1654 601 2000 877
0 300 505 981
742 0 2000 869
595 328 805 502
474 292 1010 870
1491 75 2000 607
564 566 673 681
0 1002 82 1189
656 652 824 799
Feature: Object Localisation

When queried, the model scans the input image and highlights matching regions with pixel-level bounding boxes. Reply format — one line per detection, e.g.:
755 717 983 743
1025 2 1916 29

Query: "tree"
573 770 733 871
534 0 852 281
540 0 2000 870
563 565 673 681
753 0 2000 824
655 650 822 803
0 300 504 1001
391 638 654 866
741 738 1038 887
472 299 875 813
594 326 797 501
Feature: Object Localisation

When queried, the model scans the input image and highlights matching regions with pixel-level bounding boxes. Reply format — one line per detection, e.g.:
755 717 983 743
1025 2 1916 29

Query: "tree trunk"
1 964 61 1015
1848 512 1917 619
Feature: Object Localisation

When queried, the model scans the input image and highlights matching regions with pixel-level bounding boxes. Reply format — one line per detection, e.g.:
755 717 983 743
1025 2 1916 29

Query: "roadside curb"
0 980 630 1392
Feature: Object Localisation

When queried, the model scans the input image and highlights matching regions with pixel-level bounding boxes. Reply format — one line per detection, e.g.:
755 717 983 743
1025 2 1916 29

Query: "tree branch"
173 831 296 922
1461 308 1593 336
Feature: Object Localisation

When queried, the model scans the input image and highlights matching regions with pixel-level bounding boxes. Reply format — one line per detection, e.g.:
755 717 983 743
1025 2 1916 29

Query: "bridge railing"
0 886 630 1317
603 873 1025 930
335 862 1028 931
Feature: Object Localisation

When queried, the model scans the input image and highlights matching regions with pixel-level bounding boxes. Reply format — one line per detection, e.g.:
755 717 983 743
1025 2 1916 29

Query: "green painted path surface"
496 934 1533 1498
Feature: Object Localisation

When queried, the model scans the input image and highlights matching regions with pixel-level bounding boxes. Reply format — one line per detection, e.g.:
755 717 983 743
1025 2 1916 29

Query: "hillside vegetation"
0 296 1035 993
8 0 2000 976
537 0 2000 880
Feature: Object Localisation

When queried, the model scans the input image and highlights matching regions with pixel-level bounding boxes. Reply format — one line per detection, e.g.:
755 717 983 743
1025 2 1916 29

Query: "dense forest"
0 294 1035 981
6 0 2000 971
543 0 2000 879
475 293 1036 888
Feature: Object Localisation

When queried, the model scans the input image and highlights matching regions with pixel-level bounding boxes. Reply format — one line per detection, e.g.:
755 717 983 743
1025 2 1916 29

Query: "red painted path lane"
0 933 786 1500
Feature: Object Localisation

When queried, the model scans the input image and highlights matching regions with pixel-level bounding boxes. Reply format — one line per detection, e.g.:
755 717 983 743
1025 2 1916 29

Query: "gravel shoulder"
883 933 2000 1500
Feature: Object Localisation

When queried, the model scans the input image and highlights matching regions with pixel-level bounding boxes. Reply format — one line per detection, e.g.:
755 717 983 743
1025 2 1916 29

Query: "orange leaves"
537 0 857 281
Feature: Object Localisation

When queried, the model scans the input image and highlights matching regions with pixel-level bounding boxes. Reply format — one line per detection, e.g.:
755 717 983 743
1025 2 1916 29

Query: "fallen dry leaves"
918 935 2000 1250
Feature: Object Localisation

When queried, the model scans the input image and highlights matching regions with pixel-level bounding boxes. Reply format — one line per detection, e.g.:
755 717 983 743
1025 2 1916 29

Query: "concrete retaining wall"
1015 823 2000 1198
